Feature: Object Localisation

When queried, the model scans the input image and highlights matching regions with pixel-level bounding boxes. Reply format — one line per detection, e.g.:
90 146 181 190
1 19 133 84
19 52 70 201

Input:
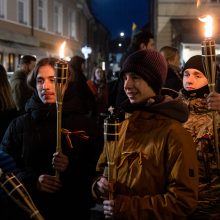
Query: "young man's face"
183 68 208 91
36 65 56 104
123 72 156 104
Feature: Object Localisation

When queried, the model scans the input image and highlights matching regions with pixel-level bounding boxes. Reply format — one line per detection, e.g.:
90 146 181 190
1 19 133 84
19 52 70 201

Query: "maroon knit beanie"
120 49 168 94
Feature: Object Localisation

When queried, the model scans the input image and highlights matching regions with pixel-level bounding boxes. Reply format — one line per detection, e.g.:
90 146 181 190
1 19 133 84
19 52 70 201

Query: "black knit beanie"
182 55 206 75
120 49 167 94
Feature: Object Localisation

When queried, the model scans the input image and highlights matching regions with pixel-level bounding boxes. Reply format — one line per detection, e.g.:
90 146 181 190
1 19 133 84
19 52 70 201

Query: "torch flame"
199 15 213 38
59 41 66 59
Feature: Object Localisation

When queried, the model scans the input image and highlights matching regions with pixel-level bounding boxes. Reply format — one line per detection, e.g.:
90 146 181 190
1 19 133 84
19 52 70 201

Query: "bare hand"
103 199 115 219
52 151 69 172
96 176 111 199
207 92 220 111
37 174 62 193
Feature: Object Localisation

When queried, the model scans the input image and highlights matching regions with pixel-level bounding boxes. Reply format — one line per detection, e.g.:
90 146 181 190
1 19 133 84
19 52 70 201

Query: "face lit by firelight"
123 72 155 103
183 68 208 91
36 65 56 104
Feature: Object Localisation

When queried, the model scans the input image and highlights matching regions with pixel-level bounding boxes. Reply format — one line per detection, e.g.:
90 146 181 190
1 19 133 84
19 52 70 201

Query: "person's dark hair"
120 30 154 67
20 55 36 65
68 55 85 82
68 56 85 72
27 57 58 90
0 64 15 110
131 30 154 51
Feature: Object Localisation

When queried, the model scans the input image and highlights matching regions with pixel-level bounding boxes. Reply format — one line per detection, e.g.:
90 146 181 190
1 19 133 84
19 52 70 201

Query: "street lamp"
120 32 125 37
81 46 92 59
81 46 92 75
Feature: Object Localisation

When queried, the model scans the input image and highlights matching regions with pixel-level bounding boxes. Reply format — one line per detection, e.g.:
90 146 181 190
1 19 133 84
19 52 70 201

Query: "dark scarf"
25 90 86 121
25 91 56 121
120 95 165 113
181 85 210 99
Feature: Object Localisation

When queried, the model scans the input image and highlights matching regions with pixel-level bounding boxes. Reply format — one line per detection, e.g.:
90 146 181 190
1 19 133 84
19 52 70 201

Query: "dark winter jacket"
0 91 104 220
0 107 18 142
10 70 33 113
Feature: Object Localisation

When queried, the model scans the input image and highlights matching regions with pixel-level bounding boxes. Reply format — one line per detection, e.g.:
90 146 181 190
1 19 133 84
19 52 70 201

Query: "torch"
0 170 44 220
54 41 68 178
103 106 119 200
200 15 220 169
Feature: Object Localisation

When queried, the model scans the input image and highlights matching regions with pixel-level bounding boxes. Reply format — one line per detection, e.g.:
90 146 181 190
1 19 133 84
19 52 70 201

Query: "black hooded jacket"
0 90 104 219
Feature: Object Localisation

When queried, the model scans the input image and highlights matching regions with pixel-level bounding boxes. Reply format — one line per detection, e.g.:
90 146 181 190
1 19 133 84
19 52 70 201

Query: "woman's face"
36 65 56 104
95 68 104 81
183 68 208 91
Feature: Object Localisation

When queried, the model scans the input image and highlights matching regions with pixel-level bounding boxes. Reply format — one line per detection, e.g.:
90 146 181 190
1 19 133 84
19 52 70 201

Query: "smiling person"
92 49 198 220
0 57 103 220
181 55 220 220
114 29 155 110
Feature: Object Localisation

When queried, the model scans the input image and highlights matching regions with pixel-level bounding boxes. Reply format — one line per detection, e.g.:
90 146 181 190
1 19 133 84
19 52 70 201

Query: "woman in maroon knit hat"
92 49 198 220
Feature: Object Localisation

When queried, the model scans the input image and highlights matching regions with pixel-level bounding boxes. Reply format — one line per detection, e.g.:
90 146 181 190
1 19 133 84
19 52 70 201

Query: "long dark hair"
0 64 15 111
27 57 59 90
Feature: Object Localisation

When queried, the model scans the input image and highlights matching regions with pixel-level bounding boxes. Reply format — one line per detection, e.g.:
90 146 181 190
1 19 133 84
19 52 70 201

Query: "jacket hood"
121 88 189 123
25 89 89 120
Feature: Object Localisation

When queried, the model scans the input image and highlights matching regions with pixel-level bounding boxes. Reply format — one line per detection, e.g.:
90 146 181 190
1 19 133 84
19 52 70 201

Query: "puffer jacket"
93 90 198 220
0 91 104 220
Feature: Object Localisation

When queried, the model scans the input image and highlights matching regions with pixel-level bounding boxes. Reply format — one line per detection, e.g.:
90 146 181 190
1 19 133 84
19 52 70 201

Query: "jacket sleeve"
0 117 39 192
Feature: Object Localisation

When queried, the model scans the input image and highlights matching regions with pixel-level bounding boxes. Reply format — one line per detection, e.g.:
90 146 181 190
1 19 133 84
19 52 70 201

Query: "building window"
37 0 47 30
18 0 29 25
54 2 63 34
8 53 15 72
68 10 76 39
0 0 6 18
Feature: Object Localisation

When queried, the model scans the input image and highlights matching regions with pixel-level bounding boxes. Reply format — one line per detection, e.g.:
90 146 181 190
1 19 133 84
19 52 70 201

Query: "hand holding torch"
200 15 220 169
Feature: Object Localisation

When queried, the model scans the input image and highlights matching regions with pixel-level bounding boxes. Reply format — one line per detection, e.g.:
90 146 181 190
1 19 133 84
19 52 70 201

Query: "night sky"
90 0 150 39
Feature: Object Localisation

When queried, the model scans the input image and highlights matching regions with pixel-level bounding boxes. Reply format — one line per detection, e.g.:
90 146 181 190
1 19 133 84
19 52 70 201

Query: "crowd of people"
1 28 220 220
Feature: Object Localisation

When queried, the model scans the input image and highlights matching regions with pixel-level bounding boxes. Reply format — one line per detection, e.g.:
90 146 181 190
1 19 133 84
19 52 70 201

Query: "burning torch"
54 41 68 178
200 15 220 169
